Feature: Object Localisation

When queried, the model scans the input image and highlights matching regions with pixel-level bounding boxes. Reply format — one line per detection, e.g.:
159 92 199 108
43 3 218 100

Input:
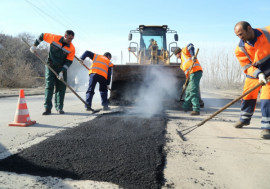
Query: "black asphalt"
0 112 167 189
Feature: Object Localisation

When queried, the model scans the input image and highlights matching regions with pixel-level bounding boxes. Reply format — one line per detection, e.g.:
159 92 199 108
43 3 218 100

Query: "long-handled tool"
22 38 99 113
74 55 90 70
179 48 199 101
74 55 111 91
179 77 270 140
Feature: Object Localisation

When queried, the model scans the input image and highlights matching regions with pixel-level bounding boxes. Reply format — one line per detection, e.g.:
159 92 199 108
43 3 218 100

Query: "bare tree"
200 48 243 89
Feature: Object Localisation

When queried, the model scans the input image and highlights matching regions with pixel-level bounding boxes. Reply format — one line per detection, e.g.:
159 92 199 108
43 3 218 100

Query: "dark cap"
174 47 181 55
104 52 112 59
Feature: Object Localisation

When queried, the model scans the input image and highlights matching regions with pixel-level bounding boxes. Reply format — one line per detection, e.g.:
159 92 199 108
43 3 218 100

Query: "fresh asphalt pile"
0 112 167 189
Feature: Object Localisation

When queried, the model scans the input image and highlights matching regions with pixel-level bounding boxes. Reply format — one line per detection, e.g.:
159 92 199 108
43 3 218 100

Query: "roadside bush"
0 33 47 88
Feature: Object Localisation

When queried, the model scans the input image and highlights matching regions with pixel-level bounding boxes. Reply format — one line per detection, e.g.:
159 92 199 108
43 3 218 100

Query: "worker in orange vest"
234 21 270 139
30 30 75 115
80 51 114 111
174 43 203 115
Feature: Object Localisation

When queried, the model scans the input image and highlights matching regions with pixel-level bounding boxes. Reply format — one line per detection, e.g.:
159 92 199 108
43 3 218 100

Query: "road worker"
80 51 114 111
174 43 203 115
234 21 270 139
149 40 158 64
30 30 75 115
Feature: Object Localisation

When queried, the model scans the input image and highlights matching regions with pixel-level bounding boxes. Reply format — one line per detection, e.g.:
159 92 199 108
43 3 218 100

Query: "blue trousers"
86 73 108 108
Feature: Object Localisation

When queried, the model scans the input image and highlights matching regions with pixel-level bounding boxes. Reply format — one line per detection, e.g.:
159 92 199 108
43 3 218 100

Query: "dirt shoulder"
0 87 45 98
0 87 76 98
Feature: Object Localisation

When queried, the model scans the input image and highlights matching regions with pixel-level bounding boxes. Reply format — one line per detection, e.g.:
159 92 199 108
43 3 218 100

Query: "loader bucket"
109 64 186 108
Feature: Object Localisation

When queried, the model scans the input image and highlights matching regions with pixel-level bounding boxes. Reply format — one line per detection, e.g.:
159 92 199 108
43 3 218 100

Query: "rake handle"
196 77 270 127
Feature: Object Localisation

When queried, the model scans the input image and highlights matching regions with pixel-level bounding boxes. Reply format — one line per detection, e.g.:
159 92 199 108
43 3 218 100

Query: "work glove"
30 45 37 53
192 56 197 62
58 71 64 80
107 85 111 90
258 73 267 84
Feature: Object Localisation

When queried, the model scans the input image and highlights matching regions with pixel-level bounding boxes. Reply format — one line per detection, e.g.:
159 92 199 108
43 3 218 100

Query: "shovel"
22 38 99 114
178 76 270 140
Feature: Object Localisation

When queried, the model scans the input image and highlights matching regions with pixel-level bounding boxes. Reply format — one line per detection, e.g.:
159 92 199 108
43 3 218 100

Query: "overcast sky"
1 0 269 63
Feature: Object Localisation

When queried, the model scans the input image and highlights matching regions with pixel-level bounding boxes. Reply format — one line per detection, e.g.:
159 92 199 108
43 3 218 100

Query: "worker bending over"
174 43 203 115
80 51 114 111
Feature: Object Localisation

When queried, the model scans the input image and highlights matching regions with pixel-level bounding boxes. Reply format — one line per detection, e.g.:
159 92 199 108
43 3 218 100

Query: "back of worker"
80 51 114 111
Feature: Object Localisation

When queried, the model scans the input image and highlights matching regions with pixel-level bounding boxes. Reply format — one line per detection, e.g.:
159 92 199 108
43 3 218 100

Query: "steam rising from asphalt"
67 59 90 92
131 66 178 117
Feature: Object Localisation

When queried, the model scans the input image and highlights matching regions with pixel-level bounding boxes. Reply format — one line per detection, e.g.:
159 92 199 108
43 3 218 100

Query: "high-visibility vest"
38 33 75 70
89 54 114 79
43 33 75 61
180 46 202 77
235 26 270 78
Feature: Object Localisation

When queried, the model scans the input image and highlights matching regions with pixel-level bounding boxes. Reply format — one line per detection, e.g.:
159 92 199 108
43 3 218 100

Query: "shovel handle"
74 56 90 70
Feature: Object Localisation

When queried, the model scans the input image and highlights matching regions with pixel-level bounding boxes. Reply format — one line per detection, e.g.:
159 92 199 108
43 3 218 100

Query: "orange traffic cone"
9 89 36 127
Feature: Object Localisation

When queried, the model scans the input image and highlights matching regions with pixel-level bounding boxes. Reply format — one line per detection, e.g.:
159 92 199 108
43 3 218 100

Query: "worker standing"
80 51 114 111
234 21 270 139
30 30 75 115
174 44 203 115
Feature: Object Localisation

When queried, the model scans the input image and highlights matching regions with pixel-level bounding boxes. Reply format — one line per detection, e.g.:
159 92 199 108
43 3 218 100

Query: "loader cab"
109 25 185 106
139 25 167 58
128 25 179 64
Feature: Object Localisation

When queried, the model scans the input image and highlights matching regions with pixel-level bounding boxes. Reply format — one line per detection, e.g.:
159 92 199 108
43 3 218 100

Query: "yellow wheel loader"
109 25 186 107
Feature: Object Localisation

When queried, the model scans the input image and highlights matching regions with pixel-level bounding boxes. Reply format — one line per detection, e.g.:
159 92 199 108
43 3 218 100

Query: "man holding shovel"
80 51 113 111
234 21 270 139
174 43 203 115
30 30 75 115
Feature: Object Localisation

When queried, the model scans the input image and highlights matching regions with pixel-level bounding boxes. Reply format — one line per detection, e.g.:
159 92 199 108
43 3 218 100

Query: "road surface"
0 89 270 189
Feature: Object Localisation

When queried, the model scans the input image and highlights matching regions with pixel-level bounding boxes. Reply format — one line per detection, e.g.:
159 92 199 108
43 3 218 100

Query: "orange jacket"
235 26 270 78
89 54 114 79
35 33 75 71
180 45 202 77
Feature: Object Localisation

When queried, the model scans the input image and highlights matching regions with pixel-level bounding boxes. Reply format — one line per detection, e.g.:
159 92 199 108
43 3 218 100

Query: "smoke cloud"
67 59 90 92
131 66 179 117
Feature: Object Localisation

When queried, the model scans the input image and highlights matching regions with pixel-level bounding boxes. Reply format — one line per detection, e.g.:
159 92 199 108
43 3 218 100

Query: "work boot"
86 107 94 111
261 129 270 139
234 121 250 128
190 111 200 116
103 106 111 111
58 109 65 114
42 109 51 115
200 100 204 108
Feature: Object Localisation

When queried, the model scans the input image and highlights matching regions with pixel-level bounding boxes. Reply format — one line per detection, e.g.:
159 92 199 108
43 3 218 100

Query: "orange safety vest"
43 33 75 62
235 26 270 78
89 54 114 79
180 46 202 77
